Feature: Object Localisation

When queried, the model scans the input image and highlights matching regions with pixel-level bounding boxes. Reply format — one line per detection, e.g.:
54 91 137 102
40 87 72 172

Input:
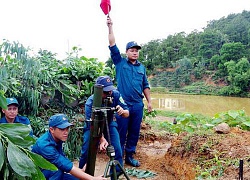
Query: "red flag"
100 0 111 15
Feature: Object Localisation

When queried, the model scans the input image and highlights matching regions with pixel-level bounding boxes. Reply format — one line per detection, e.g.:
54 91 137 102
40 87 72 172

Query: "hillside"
137 10 250 97
81 119 250 179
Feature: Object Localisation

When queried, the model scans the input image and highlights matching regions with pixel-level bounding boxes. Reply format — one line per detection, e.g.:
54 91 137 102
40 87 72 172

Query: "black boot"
125 153 140 167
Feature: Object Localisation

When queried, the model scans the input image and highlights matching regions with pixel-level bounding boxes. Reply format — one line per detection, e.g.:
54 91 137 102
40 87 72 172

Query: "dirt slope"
77 122 250 180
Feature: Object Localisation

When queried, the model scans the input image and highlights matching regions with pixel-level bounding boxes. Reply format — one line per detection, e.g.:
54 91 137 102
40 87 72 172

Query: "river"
144 93 250 117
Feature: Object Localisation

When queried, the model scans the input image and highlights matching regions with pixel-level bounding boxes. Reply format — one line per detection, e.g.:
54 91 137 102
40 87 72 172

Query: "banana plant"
0 40 115 162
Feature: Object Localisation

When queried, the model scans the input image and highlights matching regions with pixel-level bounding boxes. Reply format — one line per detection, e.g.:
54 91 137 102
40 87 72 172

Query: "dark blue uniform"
109 45 150 156
32 131 78 180
79 89 128 173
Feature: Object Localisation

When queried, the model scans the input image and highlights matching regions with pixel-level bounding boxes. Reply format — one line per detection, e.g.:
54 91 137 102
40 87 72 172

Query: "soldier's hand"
107 16 113 27
116 105 124 116
99 136 108 151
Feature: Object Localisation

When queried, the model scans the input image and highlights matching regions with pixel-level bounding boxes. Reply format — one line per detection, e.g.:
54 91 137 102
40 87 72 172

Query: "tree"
220 42 246 63
224 58 250 96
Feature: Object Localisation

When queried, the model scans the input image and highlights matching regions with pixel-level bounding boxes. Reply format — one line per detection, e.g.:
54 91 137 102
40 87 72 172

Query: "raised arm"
107 16 115 47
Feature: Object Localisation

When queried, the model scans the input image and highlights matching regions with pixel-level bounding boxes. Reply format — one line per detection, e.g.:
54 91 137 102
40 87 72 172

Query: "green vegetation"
106 10 250 97
1 10 250 179
150 87 168 94
144 109 250 179
0 123 57 179
0 41 114 179
145 109 250 135
125 168 157 179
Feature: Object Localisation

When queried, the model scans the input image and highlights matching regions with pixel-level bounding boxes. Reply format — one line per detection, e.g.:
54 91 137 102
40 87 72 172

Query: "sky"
1 0 250 62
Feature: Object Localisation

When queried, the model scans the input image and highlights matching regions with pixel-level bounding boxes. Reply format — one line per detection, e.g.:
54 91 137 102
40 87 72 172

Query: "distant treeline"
106 10 250 97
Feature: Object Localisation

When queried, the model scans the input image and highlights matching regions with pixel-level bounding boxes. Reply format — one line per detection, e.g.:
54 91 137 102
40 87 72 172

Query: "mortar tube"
85 84 104 176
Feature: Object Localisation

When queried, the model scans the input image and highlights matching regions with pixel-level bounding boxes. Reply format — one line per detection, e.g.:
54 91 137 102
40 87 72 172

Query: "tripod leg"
112 160 130 180
104 161 112 178
104 160 119 180
112 163 117 180
104 160 130 180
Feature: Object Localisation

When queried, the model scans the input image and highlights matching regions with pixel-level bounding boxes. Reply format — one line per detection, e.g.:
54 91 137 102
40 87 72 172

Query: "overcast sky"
1 0 249 61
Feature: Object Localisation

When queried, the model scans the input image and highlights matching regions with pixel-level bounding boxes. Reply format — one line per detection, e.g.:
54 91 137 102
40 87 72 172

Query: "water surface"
144 94 250 117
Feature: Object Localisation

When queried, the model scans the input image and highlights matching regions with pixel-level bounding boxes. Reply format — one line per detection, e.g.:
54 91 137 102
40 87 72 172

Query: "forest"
106 10 250 97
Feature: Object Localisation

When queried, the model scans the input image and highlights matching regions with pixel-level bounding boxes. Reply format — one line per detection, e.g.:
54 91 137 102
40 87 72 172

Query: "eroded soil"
78 118 250 180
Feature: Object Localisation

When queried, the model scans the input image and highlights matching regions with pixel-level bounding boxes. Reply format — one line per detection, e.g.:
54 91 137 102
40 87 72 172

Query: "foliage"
174 131 232 179
30 107 85 161
180 82 221 95
29 116 48 138
196 150 233 179
150 56 194 89
221 58 250 96
144 110 211 135
0 42 113 117
141 10 250 96
0 92 7 110
1 9 250 179
0 42 78 115
145 109 250 179
0 123 57 179
0 41 114 168
146 92 250 180
143 108 157 120
63 115 84 161
125 168 157 179
155 109 182 118
150 87 168 94
211 110 250 130
148 109 250 135
164 113 212 134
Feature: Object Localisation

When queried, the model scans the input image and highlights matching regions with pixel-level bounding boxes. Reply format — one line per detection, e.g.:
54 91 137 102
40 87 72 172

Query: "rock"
213 123 230 134
153 141 161 148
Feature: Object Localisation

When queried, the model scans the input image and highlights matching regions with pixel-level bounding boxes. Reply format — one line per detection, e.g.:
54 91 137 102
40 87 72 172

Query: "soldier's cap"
49 114 73 129
6 97 19 106
95 76 116 92
126 41 141 51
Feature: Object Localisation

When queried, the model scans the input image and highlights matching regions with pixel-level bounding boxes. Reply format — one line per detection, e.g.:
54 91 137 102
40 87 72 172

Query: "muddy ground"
76 117 250 180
